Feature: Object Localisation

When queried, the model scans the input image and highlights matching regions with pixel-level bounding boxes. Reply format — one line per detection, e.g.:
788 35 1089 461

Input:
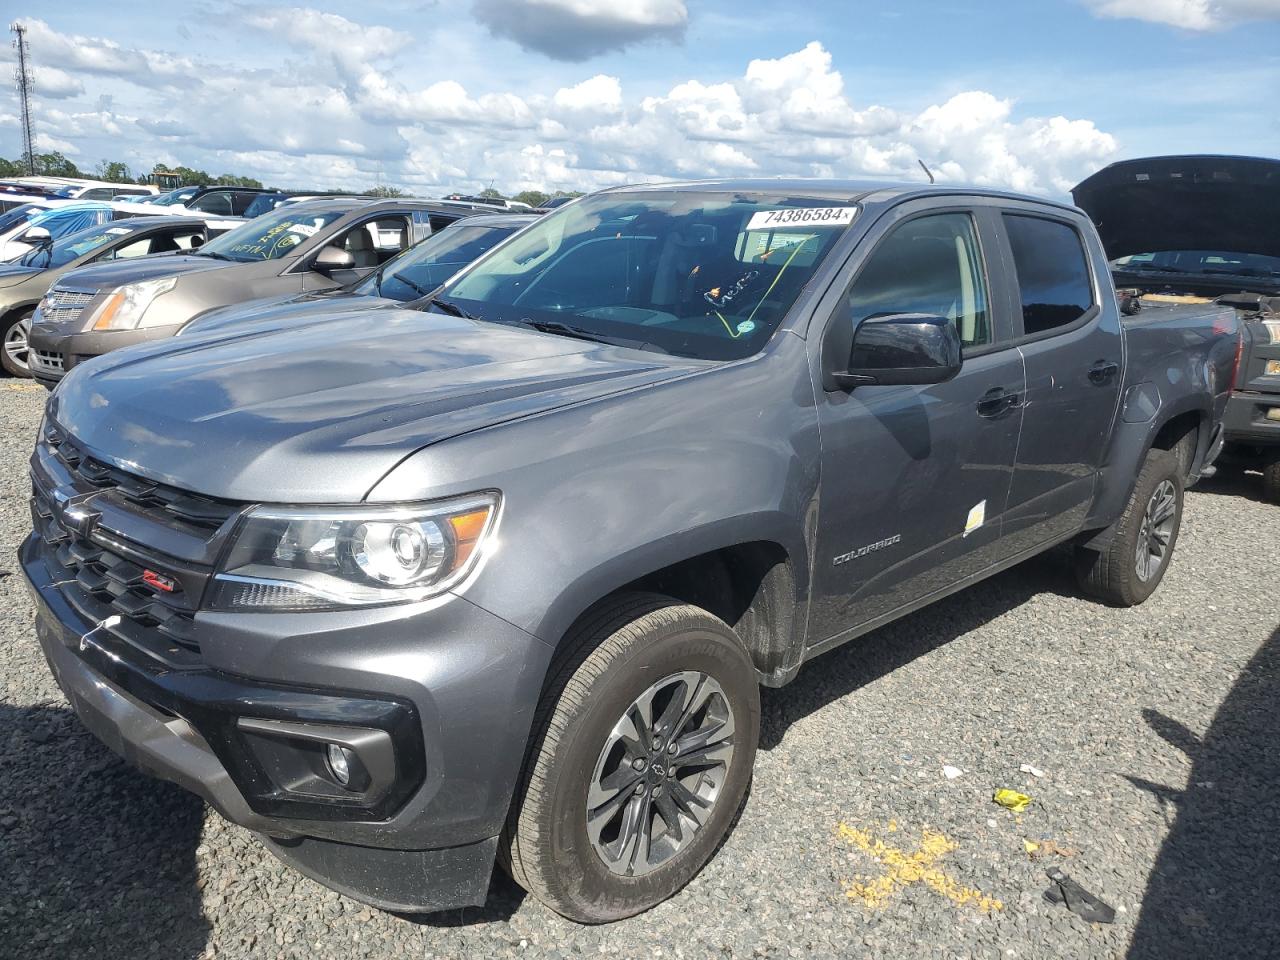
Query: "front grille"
45 421 238 534
31 420 246 666
41 289 96 325
31 350 63 373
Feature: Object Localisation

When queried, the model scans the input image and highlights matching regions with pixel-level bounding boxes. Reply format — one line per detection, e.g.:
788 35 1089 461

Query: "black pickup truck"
1074 155 1280 501
23 180 1240 922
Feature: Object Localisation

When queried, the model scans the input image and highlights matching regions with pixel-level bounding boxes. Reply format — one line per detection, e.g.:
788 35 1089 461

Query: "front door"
996 210 1124 554
809 206 1025 646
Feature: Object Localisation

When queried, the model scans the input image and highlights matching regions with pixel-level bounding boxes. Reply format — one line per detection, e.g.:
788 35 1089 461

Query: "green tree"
31 152 81 177
213 173 263 188
479 187 504 199
368 185 406 198
95 160 133 183
0 157 21 178
512 189 549 208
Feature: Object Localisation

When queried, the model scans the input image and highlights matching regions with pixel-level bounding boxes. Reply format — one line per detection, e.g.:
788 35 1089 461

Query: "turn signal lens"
91 292 125 331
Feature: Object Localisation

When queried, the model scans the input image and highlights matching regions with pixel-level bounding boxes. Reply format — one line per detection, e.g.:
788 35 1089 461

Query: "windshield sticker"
288 223 319 237
105 227 131 235
747 206 857 231
736 320 756 335
705 271 759 308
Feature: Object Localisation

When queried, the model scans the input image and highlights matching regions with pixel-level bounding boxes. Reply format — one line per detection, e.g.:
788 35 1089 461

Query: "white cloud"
34 66 85 100
553 75 623 114
1083 0 1280 29
472 0 688 60
8 15 1118 198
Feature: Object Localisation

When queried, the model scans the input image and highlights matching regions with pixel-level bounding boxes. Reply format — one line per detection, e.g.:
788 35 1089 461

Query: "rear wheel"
1076 449 1183 606
503 594 759 923
1263 457 1280 505
1 309 33 378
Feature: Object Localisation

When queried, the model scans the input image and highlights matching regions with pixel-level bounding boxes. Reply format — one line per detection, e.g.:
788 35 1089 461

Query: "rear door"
809 201 1026 644
996 208 1123 552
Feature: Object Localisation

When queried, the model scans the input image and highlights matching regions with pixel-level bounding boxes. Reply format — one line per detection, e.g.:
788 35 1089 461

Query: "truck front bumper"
20 533 553 913
1223 389 1280 446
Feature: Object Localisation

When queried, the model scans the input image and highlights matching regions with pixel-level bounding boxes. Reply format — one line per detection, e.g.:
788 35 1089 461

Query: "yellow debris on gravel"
994 788 1032 812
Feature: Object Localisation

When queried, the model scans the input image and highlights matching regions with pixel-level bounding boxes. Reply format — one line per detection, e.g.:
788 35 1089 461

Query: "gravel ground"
2 378 1278 960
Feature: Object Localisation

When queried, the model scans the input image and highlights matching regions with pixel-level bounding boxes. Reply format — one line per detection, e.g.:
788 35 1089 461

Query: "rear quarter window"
1003 214 1095 336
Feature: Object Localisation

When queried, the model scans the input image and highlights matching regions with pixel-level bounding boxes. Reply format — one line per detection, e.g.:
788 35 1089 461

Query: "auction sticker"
747 206 857 230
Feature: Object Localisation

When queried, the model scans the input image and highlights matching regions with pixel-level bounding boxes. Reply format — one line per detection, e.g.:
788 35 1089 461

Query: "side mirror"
19 226 51 246
312 245 355 275
834 313 962 389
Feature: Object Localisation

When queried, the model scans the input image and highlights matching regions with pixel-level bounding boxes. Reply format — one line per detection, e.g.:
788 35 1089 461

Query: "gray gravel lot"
2 378 1278 960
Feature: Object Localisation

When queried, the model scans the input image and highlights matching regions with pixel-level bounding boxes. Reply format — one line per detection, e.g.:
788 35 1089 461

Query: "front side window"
197 205 348 263
443 191 859 360
19 224 127 268
1004 214 1094 336
845 213 991 348
336 216 411 268
189 193 233 215
357 223 521 301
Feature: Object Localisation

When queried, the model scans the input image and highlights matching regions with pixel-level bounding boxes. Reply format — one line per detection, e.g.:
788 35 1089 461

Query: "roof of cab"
599 178 1083 214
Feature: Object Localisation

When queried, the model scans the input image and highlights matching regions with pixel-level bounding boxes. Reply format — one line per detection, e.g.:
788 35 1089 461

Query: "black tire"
1 309 33 378
1263 457 1280 505
503 593 760 923
1075 449 1183 606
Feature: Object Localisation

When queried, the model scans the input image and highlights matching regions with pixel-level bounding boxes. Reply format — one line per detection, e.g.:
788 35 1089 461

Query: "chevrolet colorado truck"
22 180 1240 923
1073 154 1280 502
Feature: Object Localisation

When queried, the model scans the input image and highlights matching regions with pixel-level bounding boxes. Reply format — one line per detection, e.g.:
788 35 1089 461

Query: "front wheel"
1 309 33 378
1076 449 1183 606
503 594 760 923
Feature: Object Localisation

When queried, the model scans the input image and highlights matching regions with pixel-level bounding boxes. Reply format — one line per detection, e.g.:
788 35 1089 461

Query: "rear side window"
1003 215 1094 336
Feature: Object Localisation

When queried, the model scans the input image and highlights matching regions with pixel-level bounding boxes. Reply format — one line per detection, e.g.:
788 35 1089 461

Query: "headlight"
89 276 178 331
209 493 499 611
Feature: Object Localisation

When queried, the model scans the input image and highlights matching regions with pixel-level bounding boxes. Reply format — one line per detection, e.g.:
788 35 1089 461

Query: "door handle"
976 387 1021 418
1088 360 1120 384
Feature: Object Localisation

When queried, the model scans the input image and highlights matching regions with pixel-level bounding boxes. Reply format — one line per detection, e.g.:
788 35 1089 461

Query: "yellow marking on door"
837 823 1003 913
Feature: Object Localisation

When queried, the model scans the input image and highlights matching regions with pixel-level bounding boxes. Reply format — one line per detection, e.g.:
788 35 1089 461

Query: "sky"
0 0 1277 199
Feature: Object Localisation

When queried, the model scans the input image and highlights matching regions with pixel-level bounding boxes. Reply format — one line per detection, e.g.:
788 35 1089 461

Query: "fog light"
1267 407 1280 422
1266 360 1280 377
326 743 354 787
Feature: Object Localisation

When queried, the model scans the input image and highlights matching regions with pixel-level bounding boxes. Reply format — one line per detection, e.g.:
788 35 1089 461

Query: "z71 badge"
833 534 901 566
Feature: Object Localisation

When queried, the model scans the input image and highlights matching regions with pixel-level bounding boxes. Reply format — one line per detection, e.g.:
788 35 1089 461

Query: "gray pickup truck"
21 180 1239 923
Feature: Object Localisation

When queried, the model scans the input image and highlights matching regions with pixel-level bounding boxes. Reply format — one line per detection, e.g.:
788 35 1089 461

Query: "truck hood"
55 253 232 290
50 308 703 503
1072 155 1280 260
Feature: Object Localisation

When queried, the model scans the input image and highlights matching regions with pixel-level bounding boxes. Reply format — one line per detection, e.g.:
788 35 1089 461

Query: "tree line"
0 153 583 205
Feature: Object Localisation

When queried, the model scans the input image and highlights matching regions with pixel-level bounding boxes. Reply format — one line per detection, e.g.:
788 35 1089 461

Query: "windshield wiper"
195 250 235 261
1119 264 1187 274
509 317 667 353
429 297 478 319
391 273 435 299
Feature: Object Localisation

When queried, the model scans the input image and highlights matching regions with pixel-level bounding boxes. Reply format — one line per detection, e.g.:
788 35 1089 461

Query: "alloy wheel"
586 670 735 877
1135 479 1177 582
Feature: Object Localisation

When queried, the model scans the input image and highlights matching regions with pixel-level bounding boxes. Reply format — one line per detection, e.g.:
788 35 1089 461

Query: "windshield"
443 191 857 360
243 193 287 218
1114 250 1280 278
357 222 522 301
0 204 38 234
197 205 347 263
152 187 199 206
18 223 128 269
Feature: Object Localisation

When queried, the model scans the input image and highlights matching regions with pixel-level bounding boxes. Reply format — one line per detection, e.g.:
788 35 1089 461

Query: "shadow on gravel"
402 869 526 928
1127 626 1280 960
1192 467 1269 504
759 552 1074 750
0 703 209 960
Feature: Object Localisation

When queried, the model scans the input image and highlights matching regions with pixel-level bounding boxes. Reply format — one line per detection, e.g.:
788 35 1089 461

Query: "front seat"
149 234 181 254
346 227 378 268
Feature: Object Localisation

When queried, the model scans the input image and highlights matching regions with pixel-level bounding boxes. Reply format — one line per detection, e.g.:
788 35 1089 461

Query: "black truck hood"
50 308 702 503
1072 155 1280 260
55 253 231 290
